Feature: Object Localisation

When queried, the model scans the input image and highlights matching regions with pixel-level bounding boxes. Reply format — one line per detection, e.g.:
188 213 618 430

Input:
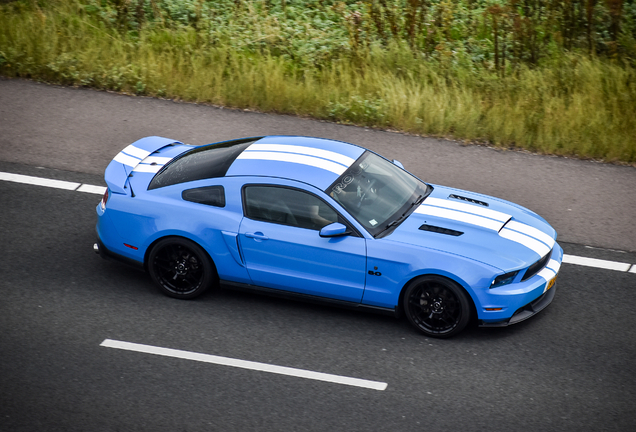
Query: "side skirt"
220 280 398 317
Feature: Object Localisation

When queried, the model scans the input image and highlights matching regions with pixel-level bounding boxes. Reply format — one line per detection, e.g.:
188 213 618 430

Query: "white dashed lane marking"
101 339 388 391
1 171 635 274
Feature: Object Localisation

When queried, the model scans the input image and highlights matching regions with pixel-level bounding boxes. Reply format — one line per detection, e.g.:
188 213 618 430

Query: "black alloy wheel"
148 237 216 299
403 275 471 338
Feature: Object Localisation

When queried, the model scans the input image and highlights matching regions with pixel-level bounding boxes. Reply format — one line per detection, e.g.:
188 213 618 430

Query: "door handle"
245 232 269 241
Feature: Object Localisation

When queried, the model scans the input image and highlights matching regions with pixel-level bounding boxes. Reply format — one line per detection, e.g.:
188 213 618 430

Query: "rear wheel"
148 238 216 299
403 275 471 338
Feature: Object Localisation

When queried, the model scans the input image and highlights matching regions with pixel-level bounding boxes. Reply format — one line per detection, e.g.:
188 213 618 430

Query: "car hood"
387 185 557 271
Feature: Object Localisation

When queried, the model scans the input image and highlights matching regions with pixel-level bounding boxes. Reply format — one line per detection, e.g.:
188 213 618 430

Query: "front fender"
363 239 499 309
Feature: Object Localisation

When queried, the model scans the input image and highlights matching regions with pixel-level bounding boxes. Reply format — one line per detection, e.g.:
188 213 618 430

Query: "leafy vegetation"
1 0 635 163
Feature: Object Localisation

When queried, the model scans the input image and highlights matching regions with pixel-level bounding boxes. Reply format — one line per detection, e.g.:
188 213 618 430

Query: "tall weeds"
1 0 634 163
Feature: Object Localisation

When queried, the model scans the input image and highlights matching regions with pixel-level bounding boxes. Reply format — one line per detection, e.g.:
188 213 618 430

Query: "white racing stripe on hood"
499 227 551 257
417 197 555 258
237 150 348 175
504 220 555 249
247 143 355 167
415 205 506 231
424 197 511 222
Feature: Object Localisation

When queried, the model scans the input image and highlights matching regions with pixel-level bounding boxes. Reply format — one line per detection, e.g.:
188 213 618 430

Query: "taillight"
100 189 109 210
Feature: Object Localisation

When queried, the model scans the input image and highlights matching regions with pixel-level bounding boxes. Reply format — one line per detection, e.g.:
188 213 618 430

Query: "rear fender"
105 136 182 194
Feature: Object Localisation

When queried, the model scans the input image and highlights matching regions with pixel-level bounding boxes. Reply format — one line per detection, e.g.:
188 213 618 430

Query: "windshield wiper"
410 194 425 209
385 215 406 229
376 195 426 237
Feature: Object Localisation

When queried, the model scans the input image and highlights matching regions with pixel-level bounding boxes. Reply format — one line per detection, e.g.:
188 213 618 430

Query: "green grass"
1 0 635 163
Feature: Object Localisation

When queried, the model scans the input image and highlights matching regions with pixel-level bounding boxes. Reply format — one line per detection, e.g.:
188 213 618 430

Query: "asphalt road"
1 78 636 431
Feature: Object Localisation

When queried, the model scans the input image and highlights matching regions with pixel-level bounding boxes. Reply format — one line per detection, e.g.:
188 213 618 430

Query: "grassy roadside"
1 1 635 164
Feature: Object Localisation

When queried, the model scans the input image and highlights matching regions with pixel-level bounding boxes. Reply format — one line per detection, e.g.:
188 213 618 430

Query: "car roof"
225 136 366 190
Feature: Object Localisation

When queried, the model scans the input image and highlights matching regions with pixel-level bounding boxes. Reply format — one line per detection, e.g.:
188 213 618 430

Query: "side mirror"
319 222 350 238
392 159 405 169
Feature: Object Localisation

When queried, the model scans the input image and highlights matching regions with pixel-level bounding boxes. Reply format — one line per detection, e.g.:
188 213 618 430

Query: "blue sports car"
95 135 562 338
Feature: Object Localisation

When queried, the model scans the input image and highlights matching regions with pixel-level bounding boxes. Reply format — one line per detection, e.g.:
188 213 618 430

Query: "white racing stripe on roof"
505 220 555 249
499 228 552 257
113 152 141 167
247 143 355 167
415 205 506 231
237 151 348 175
424 197 511 222
121 144 151 160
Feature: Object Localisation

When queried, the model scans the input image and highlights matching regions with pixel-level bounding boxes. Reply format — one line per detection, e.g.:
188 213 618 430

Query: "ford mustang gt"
95 135 562 338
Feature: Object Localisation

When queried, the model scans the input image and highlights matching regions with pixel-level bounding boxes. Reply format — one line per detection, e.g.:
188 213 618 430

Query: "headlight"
490 271 519 288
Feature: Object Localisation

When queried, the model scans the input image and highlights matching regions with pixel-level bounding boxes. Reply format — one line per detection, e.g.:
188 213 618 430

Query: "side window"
244 186 338 230
182 186 225 207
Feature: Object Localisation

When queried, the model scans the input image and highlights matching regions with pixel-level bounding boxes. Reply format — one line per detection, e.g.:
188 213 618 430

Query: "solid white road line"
100 339 388 391
0 171 105 195
0 171 80 190
76 184 107 195
562 254 632 272
2 171 636 275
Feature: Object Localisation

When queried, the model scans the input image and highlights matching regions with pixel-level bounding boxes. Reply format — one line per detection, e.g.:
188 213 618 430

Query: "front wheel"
403 275 471 338
148 238 216 299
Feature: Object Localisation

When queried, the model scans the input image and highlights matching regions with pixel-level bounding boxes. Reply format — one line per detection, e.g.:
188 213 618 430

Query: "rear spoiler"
105 136 182 194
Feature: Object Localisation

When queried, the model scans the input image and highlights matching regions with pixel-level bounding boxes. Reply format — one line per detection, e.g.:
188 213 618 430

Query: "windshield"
327 152 430 237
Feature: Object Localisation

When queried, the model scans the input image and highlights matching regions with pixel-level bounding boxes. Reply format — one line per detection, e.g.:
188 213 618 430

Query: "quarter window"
244 186 338 230
182 186 225 207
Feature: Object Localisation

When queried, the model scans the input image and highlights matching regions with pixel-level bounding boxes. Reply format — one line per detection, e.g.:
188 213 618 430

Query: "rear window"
148 138 260 190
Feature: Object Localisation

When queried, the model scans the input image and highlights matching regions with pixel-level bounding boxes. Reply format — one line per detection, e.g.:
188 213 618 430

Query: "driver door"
238 185 367 303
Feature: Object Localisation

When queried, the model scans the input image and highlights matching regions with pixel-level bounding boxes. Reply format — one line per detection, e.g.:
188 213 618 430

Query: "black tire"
403 275 471 338
148 237 216 299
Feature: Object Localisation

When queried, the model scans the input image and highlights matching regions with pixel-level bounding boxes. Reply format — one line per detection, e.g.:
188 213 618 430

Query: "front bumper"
476 242 563 326
479 284 556 327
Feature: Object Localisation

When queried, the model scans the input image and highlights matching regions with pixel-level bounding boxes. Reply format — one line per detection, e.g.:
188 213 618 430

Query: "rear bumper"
94 234 144 271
